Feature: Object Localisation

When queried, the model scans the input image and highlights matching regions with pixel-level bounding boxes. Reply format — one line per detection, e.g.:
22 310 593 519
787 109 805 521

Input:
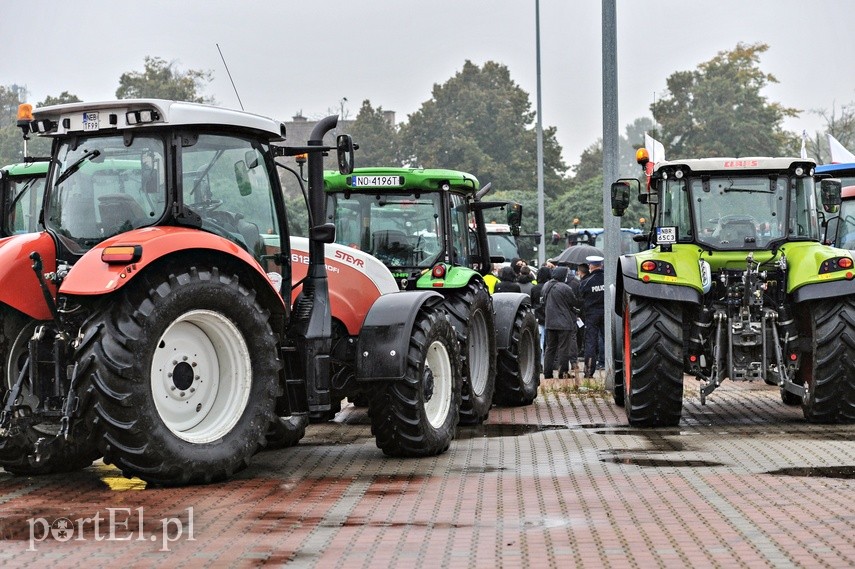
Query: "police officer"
578 255 605 378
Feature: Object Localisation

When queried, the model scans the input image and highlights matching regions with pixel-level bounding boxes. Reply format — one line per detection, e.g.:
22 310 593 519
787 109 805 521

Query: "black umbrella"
553 244 604 266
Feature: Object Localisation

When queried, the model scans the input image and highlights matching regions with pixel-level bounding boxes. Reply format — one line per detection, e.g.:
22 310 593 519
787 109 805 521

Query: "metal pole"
602 0 619 387
535 0 546 266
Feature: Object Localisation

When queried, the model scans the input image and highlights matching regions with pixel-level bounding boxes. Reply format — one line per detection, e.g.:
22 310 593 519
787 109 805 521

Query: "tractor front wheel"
622 294 683 427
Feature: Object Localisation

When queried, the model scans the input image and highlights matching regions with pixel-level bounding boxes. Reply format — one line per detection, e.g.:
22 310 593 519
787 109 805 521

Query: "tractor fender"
290 237 398 336
60 227 278 300
355 290 444 382
792 279 855 303
0 232 57 320
615 255 701 314
491 292 531 350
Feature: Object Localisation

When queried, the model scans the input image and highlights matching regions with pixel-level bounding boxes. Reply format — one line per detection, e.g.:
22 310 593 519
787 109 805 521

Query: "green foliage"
116 56 213 103
399 60 567 198
349 100 403 166
39 91 81 107
652 43 799 158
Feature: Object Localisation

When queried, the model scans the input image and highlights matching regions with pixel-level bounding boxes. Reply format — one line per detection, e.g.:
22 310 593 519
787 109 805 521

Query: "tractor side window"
182 134 279 264
449 194 470 265
789 176 820 239
660 178 691 241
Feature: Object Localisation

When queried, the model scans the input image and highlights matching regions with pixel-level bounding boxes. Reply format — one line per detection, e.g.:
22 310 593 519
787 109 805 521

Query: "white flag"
800 130 807 159
827 133 855 163
644 133 665 163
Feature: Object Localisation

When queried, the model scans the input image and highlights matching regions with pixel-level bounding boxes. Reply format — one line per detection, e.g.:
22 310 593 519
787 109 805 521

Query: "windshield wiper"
723 187 773 193
54 150 101 186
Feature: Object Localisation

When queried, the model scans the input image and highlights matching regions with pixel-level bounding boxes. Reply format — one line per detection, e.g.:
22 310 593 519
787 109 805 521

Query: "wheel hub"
172 361 195 391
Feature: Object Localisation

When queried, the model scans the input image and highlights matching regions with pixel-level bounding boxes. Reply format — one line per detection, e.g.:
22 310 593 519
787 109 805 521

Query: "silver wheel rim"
151 310 251 444
424 339 453 428
468 308 490 397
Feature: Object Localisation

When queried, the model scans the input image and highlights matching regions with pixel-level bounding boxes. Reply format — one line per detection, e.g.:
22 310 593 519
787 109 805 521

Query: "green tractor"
323 167 541 424
611 152 855 426
1 160 49 237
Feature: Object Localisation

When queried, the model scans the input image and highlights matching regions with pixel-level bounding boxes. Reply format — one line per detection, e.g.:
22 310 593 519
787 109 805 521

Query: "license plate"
350 175 404 187
83 112 99 131
656 226 678 244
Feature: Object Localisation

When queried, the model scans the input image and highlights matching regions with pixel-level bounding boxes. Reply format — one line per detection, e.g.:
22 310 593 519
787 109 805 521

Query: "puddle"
765 466 855 479
600 457 724 468
456 424 568 439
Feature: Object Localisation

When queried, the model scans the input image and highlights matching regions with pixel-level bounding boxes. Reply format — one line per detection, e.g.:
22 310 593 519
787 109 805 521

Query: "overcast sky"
3 0 854 168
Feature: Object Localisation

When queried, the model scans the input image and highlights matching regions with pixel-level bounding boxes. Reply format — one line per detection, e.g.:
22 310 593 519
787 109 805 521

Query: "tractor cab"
323 168 516 290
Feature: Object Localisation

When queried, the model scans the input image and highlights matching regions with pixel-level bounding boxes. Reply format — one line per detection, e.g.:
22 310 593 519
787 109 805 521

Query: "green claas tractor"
611 151 855 426
323 168 541 424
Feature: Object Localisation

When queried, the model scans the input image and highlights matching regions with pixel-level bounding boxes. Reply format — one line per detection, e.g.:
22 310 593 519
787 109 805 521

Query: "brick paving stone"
0 380 852 567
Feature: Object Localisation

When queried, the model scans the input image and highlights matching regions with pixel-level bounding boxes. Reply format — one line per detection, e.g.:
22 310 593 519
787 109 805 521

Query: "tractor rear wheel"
0 310 100 475
493 305 540 406
622 294 683 427
368 305 461 457
445 281 496 424
84 265 281 485
612 308 625 407
799 298 855 423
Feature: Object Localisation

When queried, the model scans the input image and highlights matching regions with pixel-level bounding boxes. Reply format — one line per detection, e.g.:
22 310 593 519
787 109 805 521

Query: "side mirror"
821 178 842 213
506 202 522 235
336 134 355 175
610 180 633 216
310 222 336 243
234 160 252 196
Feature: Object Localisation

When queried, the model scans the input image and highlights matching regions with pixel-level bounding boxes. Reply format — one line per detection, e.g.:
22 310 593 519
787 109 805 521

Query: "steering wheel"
193 199 223 212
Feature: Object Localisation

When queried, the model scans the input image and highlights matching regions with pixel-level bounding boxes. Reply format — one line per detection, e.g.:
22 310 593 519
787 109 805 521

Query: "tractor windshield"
47 135 167 252
662 174 819 249
328 192 444 268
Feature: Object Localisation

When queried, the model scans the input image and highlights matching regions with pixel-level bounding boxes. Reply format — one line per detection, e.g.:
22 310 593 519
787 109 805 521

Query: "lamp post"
535 0 545 266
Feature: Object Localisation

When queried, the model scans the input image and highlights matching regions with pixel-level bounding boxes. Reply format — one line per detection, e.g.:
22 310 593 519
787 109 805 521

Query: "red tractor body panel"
0 232 57 320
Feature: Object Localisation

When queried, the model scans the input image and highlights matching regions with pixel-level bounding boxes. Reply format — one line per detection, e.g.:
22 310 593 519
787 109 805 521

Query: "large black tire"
799 298 855 423
622 294 683 427
444 281 496 425
612 310 625 407
493 305 540 406
266 414 308 449
368 305 461 457
83 265 281 485
0 309 100 475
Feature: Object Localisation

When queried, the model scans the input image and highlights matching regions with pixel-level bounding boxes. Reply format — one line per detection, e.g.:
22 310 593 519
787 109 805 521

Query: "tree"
400 60 567 198
349 100 402 166
0 85 82 165
652 43 798 158
116 56 213 103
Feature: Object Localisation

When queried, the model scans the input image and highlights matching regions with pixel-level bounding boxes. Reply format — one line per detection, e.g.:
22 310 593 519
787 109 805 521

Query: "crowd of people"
485 256 605 384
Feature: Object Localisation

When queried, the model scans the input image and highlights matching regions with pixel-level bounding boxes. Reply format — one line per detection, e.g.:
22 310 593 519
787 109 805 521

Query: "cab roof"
324 167 479 194
0 160 50 177
653 156 815 174
31 99 287 142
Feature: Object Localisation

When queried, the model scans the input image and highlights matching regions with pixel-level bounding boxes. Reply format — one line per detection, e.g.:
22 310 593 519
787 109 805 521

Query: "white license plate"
656 226 678 244
351 175 403 187
82 112 99 131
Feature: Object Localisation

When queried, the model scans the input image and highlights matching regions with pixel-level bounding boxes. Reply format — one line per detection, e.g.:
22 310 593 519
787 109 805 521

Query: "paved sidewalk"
0 379 853 568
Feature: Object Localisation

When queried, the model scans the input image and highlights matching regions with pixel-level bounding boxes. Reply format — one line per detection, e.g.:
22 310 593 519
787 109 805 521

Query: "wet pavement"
0 378 853 568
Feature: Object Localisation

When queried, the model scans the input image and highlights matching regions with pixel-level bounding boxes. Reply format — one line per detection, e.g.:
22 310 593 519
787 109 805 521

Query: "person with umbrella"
542 266 581 381
578 255 605 379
